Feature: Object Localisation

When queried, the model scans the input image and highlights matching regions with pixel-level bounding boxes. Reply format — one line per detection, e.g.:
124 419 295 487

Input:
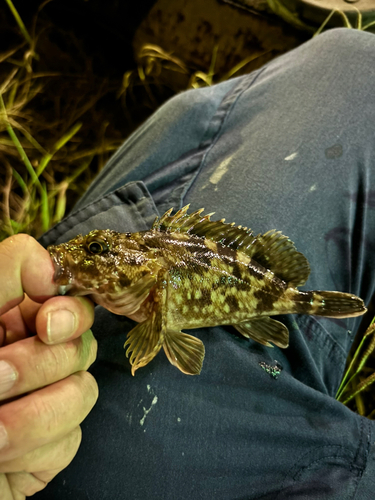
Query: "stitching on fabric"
296 315 347 363
294 455 355 479
294 314 348 395
351 419 373 498
351 417 364 473
271 444 355 500
40 181 150 240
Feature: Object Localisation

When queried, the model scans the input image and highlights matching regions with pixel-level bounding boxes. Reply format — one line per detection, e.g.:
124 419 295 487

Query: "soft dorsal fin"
247 230 310 287
152 206 310 287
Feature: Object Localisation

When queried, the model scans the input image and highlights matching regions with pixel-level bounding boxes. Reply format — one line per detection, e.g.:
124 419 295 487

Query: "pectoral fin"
234 317 289 348
124 276 167 375
124 314 165 376
163 330 205 375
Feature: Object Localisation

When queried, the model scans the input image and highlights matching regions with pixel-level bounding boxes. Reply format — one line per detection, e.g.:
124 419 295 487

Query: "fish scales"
48 205 367 376
130 231 291 327
164 249 287 328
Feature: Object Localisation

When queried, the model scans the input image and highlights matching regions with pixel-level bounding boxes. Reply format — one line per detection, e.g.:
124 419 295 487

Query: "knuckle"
21 339 74 388
33 344 63 385
4 233 34 249
50 427 82 475
7 470 47 497
78 330 98 370
64 426 82 461
2 234 37 262
29 393 60 433
76 371 99 407
88 334 98 365
20 332 98 392
22 374 97 430
14 233 35 246
10 392 59 439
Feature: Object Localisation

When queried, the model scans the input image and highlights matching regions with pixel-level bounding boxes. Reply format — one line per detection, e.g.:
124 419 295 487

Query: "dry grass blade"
363 20 375 31
315 6 375 35
0 6 127 240
268 0 374 36
4 0 32 45
336 321 375 410
266 0 314 32
222 50 273 81
0 92 40 185
341 372 375 406
314 11 340 36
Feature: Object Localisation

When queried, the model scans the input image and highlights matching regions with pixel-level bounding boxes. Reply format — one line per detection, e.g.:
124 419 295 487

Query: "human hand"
0 234 98 499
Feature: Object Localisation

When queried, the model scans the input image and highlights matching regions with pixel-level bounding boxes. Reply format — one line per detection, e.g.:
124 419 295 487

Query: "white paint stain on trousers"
284 152 298 161
200 154 234 191
140 395 158 426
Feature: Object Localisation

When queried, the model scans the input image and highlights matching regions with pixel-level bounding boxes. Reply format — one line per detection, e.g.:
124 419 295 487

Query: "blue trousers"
38 28 375 499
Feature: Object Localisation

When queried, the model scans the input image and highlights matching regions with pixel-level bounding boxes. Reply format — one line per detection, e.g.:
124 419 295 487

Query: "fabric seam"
39 181 154 243
182 66 269 202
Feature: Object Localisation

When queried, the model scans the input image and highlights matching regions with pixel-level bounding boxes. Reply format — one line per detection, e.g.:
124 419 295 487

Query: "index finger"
0 234 57 316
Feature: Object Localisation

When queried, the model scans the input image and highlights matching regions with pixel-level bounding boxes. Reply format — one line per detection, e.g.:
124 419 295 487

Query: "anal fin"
234 317 289 348
163 330 205 375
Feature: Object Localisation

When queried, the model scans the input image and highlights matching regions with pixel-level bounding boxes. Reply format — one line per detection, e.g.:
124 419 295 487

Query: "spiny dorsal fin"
152 205 210 233
152 205 255 250
152 206 310 286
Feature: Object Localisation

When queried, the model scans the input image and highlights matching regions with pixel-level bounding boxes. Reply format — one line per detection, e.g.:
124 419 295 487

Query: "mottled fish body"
48 205 367 375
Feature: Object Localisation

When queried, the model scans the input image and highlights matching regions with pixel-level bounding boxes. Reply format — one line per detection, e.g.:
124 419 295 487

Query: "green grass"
0 2 271 240
0 2 125 239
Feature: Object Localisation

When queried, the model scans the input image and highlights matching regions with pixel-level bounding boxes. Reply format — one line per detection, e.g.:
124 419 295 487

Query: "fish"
47 205 367 376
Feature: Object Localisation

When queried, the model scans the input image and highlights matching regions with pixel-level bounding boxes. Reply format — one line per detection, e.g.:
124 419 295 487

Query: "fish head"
48 229 153 297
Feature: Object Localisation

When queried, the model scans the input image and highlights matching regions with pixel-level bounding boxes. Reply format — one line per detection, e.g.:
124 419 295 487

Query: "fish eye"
87 240 107 255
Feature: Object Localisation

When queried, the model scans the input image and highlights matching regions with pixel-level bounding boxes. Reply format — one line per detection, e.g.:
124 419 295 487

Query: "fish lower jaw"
58 284 73 295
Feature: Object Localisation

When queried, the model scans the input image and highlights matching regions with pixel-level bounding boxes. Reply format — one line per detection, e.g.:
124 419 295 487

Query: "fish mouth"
57 284 73 296
48 245 75 294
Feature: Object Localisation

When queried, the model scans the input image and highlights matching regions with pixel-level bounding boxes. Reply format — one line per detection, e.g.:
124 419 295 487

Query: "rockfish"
48 205 367 375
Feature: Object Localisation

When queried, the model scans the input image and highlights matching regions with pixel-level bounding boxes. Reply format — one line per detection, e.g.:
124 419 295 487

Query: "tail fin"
310 291 366 318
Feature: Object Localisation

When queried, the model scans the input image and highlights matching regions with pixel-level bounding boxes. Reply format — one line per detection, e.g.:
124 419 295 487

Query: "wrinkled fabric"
37 29 375 499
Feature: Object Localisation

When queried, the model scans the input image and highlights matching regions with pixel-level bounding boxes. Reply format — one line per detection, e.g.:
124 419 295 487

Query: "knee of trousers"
308 27 375 72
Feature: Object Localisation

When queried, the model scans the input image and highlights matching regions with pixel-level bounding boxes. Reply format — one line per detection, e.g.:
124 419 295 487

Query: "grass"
0 2 272 241
336 318 375 418
0 2 126 239
1 1 375 417
267 0 375 34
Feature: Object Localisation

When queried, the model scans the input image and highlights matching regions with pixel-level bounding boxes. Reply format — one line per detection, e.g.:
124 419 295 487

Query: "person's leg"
37 29 375 500
66 27 375 391
182 27 375 393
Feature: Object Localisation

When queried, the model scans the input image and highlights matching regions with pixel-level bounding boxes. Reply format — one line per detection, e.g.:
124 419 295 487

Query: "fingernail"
0 360 17 394
0 422 9 450
47 309 77 343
